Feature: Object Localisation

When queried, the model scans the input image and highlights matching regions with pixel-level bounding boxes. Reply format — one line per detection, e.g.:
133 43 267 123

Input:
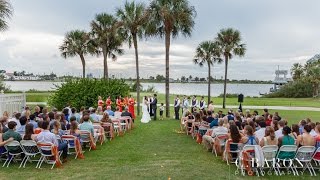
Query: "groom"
150 94 157 120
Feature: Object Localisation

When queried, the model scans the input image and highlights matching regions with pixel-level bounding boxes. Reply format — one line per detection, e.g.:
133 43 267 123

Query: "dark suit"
150 97 157 120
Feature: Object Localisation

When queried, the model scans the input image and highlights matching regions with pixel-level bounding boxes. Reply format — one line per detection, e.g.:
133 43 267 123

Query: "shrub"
48 78 130 110
264 80 313 98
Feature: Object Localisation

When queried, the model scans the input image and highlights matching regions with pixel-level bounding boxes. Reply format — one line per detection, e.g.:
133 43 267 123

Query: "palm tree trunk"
165 32 171 118
223 55 228 109
133 34 140 116
80 54 86 78
207 62 211 103
102 47 109 79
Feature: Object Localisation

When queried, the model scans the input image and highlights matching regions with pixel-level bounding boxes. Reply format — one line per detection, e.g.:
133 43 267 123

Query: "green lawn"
24 92 320 108
0 111 319 179
137 92 320 108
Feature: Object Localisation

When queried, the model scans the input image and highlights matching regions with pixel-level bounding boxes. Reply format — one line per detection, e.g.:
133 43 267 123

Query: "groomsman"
199 96 206 111
181 95 187 114
174 95 181 120
191 95 198 112
182 96 190 117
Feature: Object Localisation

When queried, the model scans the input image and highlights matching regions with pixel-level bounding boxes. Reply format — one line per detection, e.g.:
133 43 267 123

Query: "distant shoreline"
4 80 273 85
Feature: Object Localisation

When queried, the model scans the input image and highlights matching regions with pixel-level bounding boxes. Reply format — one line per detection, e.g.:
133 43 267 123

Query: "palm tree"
290 63 304 81
194 41 222 103
91 13 124 79
116 1 147 116
305 65 320 97
0 0 13 32
59 30 95 78
148 0 196 117
215 28 246 109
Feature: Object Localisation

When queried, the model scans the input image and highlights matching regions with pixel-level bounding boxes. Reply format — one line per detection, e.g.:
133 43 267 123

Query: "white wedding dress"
141 99 151 123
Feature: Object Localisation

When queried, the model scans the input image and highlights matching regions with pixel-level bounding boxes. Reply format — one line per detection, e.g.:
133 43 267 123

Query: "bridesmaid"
116 96 123 112
98 96 104 108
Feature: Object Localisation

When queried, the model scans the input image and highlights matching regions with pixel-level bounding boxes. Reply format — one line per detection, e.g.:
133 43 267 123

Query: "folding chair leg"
19 156 27 168
23 156 30 168
6 155 14 167
2 158 8 167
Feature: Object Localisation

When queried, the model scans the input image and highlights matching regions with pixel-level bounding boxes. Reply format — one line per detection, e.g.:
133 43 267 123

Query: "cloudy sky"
0 0 320 80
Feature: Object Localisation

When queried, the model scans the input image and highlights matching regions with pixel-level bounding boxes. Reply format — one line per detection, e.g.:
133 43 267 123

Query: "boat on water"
269 68 292 93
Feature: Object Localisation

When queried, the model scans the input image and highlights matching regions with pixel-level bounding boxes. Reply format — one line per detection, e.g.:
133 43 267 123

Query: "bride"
141 96 151 123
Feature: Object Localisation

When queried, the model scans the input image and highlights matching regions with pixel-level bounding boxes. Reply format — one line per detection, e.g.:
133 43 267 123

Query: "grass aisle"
0 119 318 179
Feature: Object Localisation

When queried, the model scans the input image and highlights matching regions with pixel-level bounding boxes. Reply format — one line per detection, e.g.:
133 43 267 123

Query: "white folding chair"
238 145 256 176
93 124 105 145
79 130 93 151
295 146 316 176
212 134 229 157
61 135 80 159
101 122 114 140
120 116 132 130
2 141 23 167
276 145 298 176
224 139 243 165
313 147 320 168
19 140 40 168
261 145 279 175
37 142 60 169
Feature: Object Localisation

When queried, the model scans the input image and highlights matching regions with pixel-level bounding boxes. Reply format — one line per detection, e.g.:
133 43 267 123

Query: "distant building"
3 73 40 81
87 73 94 79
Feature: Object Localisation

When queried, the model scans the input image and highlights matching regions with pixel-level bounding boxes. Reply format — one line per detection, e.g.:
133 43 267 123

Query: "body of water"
4 81 272 97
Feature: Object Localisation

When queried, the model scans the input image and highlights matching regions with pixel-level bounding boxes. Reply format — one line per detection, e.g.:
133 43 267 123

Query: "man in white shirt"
8 113 21 130
207 101 214 112
174 95 181 120
275 120 285 139
36 121 68 162
182 96 190 117
255 121 266 141
202 119 228 150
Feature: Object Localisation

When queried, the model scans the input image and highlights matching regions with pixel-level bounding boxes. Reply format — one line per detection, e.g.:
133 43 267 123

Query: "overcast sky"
0 0 320 80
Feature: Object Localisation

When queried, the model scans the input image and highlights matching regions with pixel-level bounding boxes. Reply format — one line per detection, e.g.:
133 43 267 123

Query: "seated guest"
97 106 103 116
299 119 307 135
202 119 228 150
36 121 68 162
121 107 133 119
16 116 28 135
242 125 259 145
275 120 285 139
50 113 60 131
0 123 14 154
33 106 40 117
34 120 43 134
0 116 9 133
62 108 69 122
90 108 100 122
296 124 315 147
272 120 279 132
273 112 281 120
223 117 229 129
308 122 317 137
217 110 225 118
226 110 234 121
104 106 115 116
48 112 55 122
278 126 295 159
9 113 21 130
70 121 81 137
51 121 64 137
23 124 37 141
228 124 243 144
266 114 273 126
2 121 22 153
114 107 122 118
101 113 112 123
291 124 300 139
29 114 38 129
79 115 95 137
255 121 266 141
69 108 81 123
206 111 214 124
209 114 219 128
259 126 277 147
60 113 68 130
67 116 77 130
